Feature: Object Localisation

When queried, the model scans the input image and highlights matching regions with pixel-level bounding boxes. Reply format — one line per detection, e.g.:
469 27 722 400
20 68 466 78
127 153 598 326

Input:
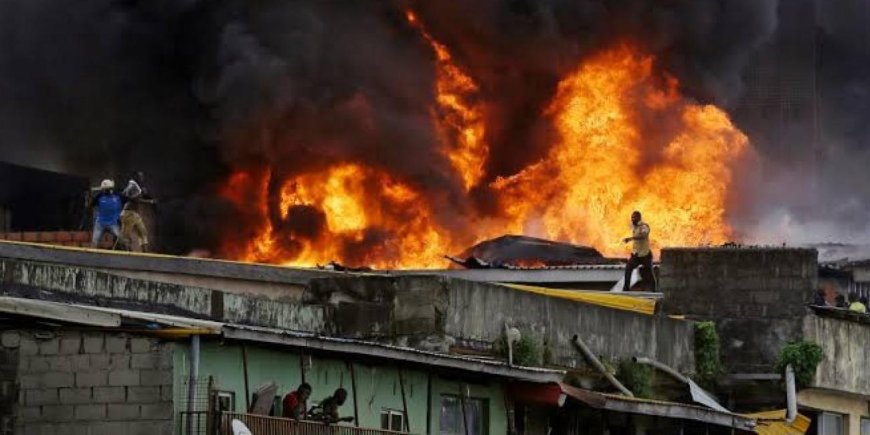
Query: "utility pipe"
632 356 690 384
504 323 514 366
785 364 797 424
242 343 251 411
398 367 411 432
348 361 360 427
571 335 634 397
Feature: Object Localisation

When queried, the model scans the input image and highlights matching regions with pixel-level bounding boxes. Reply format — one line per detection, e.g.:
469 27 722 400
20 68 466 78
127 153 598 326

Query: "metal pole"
398 367 410 432
300 352 307 383
459 383 470 435
348 361 360 427
187 334 200 435
242 343 251 411
425 374 432 434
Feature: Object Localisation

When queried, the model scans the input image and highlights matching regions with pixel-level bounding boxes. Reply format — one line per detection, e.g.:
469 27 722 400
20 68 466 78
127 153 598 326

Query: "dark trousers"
624 252 656 292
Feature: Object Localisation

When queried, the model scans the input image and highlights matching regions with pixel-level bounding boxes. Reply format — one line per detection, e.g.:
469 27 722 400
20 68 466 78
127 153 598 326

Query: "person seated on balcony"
282 383 311 420
848 292 866 313
835 294 849 309
309 388 354 424
811 289 827 306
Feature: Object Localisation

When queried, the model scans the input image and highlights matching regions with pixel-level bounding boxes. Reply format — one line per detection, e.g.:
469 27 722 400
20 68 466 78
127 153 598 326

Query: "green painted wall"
175 339 508 435
428 377 507 435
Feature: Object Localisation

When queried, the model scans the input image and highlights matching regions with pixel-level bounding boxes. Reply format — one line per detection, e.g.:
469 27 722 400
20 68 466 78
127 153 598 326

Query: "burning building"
0 0 799 267
213 6 752 269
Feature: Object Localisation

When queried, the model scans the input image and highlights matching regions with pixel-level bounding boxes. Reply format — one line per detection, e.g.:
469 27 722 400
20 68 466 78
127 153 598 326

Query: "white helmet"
100 179 115 190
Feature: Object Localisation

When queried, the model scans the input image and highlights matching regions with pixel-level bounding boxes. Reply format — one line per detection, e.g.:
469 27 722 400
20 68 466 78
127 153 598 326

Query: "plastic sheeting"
499 283 657 315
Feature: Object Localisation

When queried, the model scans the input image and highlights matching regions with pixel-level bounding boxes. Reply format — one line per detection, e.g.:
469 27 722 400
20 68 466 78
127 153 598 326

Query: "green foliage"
776 341 824 388
615 360 653 399
694 321 722 386
512 335 542 366
493 332 543 366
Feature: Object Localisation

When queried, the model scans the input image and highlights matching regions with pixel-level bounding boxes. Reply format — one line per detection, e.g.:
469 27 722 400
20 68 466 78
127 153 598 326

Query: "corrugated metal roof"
222 324 565 383
0 296 564 383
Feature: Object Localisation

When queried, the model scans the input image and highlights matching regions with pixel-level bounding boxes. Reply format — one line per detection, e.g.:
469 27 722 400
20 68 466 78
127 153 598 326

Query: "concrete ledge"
0 240 349 285
0 257 328 332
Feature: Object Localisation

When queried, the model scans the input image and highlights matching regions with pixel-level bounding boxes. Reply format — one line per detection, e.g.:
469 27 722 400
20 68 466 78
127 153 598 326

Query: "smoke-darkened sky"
0 0 866 253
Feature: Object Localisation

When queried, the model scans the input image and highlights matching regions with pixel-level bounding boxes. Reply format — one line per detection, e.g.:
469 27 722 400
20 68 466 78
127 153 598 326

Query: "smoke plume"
0 0 863 256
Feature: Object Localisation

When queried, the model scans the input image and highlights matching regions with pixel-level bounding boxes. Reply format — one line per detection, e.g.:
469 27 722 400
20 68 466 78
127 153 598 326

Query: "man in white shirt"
622 211 656 291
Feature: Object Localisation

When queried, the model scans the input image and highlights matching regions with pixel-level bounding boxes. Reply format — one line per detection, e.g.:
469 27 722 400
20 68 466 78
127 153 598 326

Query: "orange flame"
406 10 488 191
493 45 748 256
222 163 454 269
219 40 748 268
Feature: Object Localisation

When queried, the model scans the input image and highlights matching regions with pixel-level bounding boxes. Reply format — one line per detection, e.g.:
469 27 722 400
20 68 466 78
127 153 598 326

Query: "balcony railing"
187 411 411 435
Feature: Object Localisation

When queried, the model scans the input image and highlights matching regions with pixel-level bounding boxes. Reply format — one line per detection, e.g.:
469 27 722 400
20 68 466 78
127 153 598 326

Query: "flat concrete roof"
394 267 624 284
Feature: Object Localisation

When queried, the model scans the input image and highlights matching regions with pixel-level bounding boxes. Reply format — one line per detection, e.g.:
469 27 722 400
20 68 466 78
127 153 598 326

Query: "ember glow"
219 22 748 268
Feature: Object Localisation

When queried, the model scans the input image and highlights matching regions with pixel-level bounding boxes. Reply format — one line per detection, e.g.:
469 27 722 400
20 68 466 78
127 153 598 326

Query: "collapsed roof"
448 235 619 269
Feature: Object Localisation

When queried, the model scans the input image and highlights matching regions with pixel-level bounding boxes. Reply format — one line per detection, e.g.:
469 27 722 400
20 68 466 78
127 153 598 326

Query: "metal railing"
196 412 410 435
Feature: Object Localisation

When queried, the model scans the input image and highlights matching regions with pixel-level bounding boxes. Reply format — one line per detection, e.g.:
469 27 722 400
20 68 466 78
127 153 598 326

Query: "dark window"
861 418 870 435
439 395 487 435
819 412 844 435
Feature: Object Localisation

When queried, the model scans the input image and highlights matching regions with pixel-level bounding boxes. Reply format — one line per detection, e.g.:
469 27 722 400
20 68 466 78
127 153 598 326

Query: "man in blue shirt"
90 179 123 248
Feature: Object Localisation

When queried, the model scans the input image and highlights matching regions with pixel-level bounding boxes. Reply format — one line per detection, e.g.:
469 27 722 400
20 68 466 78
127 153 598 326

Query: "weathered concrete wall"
0 258 327 333
802 314 870 396
4 329 174 434
307 275 695 371
443 278 695 373
110 268 309 303
660 248 817 372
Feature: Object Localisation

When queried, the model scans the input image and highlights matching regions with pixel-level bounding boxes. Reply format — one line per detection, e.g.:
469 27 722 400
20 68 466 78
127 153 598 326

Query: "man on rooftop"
89 179 123 249
622 210 656 292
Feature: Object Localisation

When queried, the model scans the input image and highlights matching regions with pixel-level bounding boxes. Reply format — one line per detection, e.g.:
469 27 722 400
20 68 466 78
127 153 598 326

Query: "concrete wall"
5 329 174 435
660 248 817 372
0 258 326 332
307 275 696 372
801 314 870 396
443 279 695 373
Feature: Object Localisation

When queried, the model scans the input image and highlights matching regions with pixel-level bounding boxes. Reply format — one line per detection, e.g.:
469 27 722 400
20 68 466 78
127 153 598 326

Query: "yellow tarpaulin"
744 410 810 435
499 283 657 315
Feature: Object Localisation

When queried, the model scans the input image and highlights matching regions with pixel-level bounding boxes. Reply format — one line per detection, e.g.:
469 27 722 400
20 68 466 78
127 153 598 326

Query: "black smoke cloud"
2 0 860 255
730 0 870 245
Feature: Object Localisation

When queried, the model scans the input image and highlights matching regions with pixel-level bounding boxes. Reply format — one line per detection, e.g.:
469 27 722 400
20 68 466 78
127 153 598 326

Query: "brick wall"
660 247 818 372
0 232 113 249
2 330 174 435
